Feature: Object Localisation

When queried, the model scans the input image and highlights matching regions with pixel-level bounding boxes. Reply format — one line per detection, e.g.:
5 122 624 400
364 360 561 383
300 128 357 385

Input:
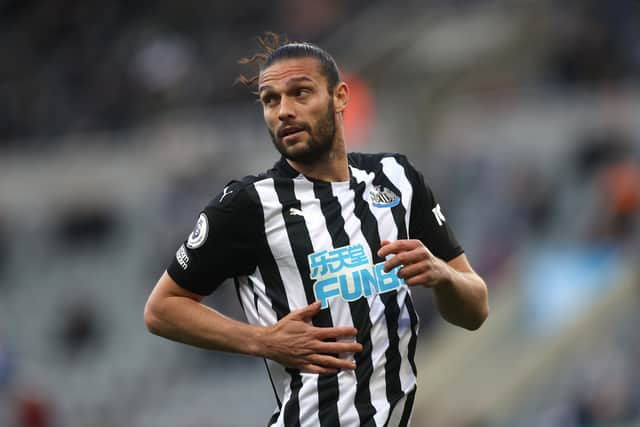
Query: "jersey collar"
273 156 354 184
273 156 301 178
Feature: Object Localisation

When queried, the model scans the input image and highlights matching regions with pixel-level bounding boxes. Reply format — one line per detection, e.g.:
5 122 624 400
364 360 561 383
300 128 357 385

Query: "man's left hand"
377 239 453 288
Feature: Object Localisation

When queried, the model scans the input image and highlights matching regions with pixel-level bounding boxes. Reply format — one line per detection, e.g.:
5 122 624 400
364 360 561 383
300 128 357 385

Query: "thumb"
289 301 322 320
377 240 392 257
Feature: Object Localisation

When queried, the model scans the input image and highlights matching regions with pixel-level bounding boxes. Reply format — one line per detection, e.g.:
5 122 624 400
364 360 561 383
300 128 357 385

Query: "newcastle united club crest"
369 185 400 208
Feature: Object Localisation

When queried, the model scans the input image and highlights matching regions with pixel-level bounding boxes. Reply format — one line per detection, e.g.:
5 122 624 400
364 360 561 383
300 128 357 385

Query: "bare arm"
378 240 489 330
144 272 363 373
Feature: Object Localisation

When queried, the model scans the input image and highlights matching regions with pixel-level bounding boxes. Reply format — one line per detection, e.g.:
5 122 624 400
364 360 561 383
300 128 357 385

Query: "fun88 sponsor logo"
309 244 405 309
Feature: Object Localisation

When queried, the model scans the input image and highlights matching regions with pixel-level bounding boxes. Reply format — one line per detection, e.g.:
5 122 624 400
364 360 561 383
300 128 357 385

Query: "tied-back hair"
237 32 341 93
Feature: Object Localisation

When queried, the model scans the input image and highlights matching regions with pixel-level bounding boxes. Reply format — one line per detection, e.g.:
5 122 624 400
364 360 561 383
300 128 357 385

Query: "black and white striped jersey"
167 152 463 427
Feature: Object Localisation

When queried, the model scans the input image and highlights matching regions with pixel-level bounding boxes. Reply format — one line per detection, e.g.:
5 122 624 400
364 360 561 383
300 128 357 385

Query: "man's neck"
287 145 350 183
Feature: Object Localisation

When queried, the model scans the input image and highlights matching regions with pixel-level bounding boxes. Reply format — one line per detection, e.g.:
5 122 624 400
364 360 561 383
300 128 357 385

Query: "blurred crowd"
1 0 640 426
0 0 371 144
3 0 639 144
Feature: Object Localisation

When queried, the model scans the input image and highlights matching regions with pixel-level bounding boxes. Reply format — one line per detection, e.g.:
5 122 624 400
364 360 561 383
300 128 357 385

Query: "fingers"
298 353 358 374
398 267 431 287
314 325 358 340
289 300 322 320
313 339 363 355
270 305 364 373
292 341 361 374
376 239 443 286
377 239 416 257
306 353 357 370
378 239 431 258
397 258 451 287
294 341 361 374
383 247 430 272
405 275 431 287
397 262 427 280
313 326 362 353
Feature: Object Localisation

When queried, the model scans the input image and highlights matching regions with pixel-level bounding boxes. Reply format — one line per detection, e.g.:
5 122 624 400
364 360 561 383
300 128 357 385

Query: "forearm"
144 294 265 357
144 275 363 374
433 268 489 330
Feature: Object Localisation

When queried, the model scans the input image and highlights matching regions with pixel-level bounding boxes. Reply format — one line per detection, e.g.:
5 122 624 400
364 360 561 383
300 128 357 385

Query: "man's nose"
278 96 295 121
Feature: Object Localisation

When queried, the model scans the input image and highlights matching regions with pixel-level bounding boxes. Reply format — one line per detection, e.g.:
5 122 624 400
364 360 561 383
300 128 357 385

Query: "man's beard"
269 100 336 165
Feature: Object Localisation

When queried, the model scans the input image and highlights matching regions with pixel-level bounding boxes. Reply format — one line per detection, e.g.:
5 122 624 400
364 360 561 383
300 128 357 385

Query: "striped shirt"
167 152 463 427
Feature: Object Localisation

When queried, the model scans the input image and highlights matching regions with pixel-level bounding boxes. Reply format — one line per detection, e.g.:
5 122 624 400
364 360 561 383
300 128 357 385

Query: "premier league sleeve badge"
186 213 209 249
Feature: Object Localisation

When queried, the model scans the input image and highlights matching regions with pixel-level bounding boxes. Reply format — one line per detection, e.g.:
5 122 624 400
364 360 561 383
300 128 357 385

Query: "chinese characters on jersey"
309 244 405 308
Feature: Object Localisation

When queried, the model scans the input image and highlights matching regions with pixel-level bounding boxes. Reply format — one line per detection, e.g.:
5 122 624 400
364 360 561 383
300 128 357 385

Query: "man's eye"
262 96 277 106
295 88 311 97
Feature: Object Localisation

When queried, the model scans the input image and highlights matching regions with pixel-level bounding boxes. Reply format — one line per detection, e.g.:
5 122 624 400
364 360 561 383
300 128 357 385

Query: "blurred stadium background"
1 0 640 426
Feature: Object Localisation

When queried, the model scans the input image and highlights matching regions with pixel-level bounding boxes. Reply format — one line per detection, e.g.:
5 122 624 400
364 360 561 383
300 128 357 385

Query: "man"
144 34 489 427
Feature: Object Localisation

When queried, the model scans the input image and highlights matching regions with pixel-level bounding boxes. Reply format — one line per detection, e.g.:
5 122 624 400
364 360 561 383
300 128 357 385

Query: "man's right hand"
259 301 363 374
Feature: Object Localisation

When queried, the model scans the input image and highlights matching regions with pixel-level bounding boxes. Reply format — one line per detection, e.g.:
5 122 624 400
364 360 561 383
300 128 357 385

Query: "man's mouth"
278 125 306 142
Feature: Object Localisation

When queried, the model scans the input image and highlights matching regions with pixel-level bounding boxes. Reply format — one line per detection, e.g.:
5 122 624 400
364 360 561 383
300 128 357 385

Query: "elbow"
465 280 490 331
465 305 489 331
143 299 164 336
464 294 489 331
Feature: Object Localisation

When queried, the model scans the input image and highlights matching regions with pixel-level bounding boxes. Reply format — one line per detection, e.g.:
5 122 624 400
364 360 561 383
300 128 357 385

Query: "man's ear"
333 82 349 113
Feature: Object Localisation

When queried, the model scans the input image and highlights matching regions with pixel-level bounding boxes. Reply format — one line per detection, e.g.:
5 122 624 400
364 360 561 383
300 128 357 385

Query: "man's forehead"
258 57 324 90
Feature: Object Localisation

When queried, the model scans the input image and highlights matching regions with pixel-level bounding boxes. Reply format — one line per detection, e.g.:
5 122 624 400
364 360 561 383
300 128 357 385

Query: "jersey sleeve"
166 181 259 295
399 155 464 262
